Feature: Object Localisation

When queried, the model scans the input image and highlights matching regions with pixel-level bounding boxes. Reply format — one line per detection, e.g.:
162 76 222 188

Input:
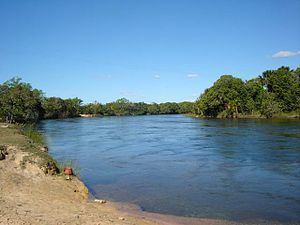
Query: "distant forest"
0 66 299 123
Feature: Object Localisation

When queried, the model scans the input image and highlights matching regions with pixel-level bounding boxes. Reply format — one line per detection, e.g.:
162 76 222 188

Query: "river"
39 115 300 223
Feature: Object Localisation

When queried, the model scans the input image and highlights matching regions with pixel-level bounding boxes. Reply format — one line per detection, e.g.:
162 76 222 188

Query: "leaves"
0 77 43 123
195 67 300 118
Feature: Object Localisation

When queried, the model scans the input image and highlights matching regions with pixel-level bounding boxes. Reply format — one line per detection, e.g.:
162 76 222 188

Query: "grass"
0 123 59 173
21 124 45 146
0 123 82 176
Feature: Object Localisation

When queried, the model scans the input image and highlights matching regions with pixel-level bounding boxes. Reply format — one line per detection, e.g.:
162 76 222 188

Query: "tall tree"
42 97 82 119
245 78 266 113
0 77 43 123
260 66 298 111
195 75 249 118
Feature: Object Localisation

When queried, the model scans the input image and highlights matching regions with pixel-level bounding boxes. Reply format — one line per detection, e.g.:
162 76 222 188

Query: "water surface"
39 115 300 222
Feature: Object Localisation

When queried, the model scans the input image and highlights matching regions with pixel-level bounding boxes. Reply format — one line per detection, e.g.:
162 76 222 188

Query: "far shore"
186 113 300 120
78 112 300 120
79 113 103 118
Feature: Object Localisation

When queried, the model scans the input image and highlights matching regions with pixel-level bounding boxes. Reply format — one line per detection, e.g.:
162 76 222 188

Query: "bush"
260 93 281 118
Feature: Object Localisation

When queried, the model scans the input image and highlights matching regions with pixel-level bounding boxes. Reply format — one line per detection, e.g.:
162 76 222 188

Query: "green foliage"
245 78 266 113
260 93 280 118
195 66 300 118
5 66 298 122
109 98 133 116
0 77 195 122
195 75 249 118
159 102 180 114
80 98 195 116
80 101 103 114
42 97 82 119
147 103 160 115
178 101 195 114
260 66 300 111
0 77 44 123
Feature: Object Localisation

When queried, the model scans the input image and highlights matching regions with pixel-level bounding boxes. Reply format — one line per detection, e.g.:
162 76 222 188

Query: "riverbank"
186 112 300 119
80 114 102 118
0 124 152 225
0 123 248 225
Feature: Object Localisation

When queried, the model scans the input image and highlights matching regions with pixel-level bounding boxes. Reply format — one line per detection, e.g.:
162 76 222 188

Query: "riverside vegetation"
0 66 300 124
0 77 194 123
1 66 299 225
195 66 300 118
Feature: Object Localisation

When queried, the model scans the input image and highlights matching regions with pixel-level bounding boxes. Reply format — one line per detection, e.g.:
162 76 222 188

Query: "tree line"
81 98 194 116
0 77 194 123
195 66 300 118
1 66 299 123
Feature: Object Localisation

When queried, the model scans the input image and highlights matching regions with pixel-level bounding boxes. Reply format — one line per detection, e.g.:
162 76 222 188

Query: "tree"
42 97 67 119
195 75 249 118
64 98 82 117
245 78 266 113
147 103 160 115
0 77 44 123
195 66 300 118
81 101 103 115
109 98 131 116
260 93 280 118
178 101 195 114
159 102 180 114
42 97 82 119
260 66 298 111
131 102 148 115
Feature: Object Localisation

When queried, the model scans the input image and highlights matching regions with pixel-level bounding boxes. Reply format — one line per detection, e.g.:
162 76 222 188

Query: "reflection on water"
39 115 300 222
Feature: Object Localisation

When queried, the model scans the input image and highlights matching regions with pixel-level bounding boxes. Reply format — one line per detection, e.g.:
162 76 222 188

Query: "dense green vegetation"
0 77 44 123
81 98 195 116
195 66 300 118
1 66 299 123
0 78 84 122
42 97 82 119
0 78 194 123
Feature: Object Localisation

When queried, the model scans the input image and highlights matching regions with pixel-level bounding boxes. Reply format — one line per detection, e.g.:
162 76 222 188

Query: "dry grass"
0 123 59 173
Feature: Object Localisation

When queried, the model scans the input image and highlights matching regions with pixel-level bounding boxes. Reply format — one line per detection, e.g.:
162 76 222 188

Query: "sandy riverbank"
0 124 283 225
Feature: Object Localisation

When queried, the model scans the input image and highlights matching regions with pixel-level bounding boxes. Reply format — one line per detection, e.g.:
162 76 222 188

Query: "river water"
39 115 300 223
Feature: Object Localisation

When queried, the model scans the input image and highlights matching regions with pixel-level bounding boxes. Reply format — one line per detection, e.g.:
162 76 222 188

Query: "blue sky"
0 0 299 103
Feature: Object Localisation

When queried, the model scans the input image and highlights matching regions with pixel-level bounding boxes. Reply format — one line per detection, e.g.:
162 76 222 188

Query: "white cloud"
272 50 300 58
154 75 160 79
187 73 199 78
